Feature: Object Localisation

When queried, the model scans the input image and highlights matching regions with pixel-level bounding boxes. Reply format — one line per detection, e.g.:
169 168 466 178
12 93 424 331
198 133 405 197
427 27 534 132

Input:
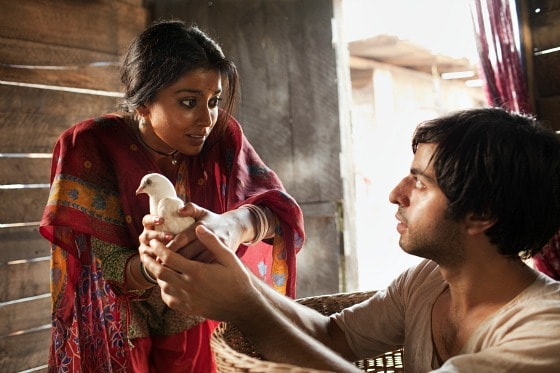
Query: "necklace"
135 127 179 165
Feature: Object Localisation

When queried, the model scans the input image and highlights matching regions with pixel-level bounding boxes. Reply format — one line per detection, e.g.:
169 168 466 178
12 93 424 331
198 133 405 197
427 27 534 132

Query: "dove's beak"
135 186 143 195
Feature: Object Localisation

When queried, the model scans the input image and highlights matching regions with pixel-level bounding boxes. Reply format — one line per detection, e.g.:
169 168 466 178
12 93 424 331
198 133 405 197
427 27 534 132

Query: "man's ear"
465 212 496 235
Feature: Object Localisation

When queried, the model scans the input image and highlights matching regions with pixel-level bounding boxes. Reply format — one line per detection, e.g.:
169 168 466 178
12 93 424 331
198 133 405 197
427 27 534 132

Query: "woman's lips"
185 133 206 146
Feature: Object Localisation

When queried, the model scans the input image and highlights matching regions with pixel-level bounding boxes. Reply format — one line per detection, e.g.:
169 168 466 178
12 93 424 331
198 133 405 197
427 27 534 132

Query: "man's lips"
395 212 407 233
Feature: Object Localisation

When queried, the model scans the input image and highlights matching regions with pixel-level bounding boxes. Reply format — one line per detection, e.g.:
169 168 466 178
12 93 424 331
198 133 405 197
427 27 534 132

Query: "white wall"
350 60 484 291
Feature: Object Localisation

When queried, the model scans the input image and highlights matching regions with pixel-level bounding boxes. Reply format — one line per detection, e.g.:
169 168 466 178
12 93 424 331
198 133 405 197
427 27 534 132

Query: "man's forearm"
231 283 359 372
142 224 357 370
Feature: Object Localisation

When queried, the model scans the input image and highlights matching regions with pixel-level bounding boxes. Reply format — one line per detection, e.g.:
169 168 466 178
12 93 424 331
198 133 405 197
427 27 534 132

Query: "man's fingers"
166 228 196 252
141 247 164 280
148 238 199 276
195 225 237 265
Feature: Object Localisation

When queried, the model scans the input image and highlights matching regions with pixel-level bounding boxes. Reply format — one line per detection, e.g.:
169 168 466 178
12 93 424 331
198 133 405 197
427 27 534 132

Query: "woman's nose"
197 107 215 128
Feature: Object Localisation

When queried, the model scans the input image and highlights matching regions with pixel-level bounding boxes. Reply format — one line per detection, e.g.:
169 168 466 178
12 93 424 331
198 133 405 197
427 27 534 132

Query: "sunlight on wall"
351 68 424 291
342 0 478 62
342 0 484 291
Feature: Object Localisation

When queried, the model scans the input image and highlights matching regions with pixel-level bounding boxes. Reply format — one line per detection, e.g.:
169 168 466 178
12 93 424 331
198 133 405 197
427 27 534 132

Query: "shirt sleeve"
332 271 410 358
333 259 446 369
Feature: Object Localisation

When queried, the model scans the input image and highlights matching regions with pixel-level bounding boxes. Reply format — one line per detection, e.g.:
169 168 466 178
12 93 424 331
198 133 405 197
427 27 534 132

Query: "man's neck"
438 255 537 312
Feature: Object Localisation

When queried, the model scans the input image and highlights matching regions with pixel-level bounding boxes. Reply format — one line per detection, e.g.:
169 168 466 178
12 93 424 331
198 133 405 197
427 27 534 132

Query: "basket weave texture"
211 290 405 372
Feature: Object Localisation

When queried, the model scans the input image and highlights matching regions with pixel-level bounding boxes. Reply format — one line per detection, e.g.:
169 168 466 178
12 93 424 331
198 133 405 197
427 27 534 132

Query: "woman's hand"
138 214 174 265
160 202 254 263
139 214 175 245
139 202 260 263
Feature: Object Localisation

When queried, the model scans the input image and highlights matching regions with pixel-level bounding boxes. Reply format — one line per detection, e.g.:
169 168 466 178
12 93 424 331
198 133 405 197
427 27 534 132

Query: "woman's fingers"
141 213 163 229
140 229 173 244
140 214 174 252
178 202 206 219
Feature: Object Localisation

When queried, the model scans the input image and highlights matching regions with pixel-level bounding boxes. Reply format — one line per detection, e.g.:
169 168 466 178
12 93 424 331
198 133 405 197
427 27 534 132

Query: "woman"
40 19 305 372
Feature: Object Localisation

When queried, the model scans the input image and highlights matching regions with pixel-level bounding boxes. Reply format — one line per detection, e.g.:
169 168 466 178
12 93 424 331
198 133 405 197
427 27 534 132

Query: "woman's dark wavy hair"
119 19 239 134
412 107 560 259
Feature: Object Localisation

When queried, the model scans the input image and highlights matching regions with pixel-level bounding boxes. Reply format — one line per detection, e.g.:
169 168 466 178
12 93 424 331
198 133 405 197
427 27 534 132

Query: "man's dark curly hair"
412 107 560 259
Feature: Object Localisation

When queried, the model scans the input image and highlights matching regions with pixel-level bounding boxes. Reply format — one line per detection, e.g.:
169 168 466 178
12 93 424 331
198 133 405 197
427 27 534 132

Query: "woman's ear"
465 212 496 235
136 104 148 117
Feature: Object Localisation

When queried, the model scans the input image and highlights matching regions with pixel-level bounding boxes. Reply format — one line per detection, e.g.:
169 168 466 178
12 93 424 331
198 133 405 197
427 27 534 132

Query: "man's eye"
414 178 424 188
182 98 196 108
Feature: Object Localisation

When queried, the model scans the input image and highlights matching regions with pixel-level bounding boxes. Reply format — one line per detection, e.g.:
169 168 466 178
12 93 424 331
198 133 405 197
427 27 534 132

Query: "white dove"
136 173 195 234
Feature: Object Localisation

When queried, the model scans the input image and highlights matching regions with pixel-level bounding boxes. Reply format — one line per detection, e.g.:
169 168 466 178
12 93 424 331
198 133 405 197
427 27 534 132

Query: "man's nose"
389 178 410 206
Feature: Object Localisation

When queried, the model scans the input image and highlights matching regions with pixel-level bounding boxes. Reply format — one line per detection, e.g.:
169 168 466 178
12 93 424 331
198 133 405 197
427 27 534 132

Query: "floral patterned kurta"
40 114 305 372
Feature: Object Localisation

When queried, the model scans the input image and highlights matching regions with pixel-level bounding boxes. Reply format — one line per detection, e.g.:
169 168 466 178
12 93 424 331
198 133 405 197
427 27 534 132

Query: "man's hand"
140 225 359 372
141 224 257 321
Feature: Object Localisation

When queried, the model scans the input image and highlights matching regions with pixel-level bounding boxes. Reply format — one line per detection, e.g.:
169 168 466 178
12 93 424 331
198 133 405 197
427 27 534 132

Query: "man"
140 108 560 372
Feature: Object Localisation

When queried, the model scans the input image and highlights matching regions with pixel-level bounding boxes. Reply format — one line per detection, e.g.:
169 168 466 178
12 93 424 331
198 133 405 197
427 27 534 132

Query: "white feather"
136 173 195 234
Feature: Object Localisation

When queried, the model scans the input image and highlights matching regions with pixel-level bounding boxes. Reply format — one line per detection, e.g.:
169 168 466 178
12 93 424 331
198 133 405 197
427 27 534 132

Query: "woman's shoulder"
204 113 243 152
221 113 243 139
60 114 128 138
73 113 125 130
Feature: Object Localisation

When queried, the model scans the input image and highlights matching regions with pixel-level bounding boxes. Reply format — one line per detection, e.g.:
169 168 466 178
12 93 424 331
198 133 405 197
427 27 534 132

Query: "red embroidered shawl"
40 114 304 371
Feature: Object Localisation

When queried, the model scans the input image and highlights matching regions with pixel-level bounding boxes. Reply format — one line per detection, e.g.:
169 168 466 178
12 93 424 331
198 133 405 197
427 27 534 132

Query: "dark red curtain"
470 0 532 113
470 0 560 280
535 233 560 280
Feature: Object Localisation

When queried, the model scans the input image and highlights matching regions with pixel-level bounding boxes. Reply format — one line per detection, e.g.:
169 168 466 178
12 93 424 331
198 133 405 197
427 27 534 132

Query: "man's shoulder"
526 271 560 300
392 259 445 298
401 259 441 282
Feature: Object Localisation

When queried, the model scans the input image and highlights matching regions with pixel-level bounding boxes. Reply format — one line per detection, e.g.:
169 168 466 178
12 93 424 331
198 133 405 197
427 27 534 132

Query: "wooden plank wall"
0 1 147 371
147 0 345 298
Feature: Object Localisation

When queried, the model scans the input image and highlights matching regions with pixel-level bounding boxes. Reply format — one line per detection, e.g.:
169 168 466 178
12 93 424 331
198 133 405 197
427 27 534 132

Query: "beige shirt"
333 259 560 372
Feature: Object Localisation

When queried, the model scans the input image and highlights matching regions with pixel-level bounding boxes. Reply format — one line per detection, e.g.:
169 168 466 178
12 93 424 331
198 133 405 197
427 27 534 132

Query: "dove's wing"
157 197 195 234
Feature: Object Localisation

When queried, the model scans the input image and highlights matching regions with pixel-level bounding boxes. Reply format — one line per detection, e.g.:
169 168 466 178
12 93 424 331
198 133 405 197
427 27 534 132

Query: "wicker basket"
211 291 404 372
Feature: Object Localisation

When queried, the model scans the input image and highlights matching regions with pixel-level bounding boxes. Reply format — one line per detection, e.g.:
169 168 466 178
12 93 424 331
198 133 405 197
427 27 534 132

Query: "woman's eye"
209 97 222 108
181 98 196 108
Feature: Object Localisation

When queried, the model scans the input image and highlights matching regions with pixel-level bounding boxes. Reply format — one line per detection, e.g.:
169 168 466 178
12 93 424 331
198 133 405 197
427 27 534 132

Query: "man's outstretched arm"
141 224 359 371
